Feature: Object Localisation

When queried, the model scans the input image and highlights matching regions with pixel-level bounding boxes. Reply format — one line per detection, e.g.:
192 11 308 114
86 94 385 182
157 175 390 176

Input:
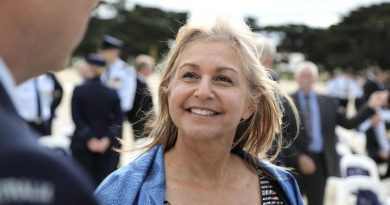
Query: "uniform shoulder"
0 146 97 205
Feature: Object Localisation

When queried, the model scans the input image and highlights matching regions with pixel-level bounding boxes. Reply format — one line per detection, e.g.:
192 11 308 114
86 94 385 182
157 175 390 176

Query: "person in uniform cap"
99 35 137 114
71 54 122 187
0 0 99 204
101 35 124 50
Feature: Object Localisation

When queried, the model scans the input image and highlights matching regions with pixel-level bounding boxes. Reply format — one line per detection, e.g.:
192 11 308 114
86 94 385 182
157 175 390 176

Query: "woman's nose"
194 79 215 99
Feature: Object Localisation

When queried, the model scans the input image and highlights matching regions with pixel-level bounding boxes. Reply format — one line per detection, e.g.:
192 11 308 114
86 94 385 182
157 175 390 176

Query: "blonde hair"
142 18 299 164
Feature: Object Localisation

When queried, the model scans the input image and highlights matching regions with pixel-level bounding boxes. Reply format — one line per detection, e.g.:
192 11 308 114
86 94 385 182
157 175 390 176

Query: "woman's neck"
165 136 239 186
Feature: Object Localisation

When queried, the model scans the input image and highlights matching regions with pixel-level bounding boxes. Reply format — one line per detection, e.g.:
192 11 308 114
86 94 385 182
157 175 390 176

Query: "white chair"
340 154 380 180
336 126 367 155
336 142 353 156
334 176 386 205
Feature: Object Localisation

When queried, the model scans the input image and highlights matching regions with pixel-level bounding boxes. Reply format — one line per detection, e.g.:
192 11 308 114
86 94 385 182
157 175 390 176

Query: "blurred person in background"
326 70 351 110
363 69 389 103
361 69 390 179
360 112 390 179
96 18 303 205
284 61 389 205
75 59 94 81
99 35 137 115
256 36 278 81
71 54 122 187
127 54 155 140
349 71 365 110
255 37 298 165
15 73 62 136
0 0 99 204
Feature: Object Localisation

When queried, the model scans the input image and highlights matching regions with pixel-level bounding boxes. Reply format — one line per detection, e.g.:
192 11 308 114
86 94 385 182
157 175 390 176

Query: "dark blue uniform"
0 83 98 205
71 77 122 187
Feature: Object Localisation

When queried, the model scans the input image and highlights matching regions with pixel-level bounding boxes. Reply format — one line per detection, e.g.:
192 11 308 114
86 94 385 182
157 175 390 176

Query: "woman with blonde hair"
95 18 303 205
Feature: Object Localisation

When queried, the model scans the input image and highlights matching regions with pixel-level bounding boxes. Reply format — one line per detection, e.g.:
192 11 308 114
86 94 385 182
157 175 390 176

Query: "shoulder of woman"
95 145 165 203
257 160 296 182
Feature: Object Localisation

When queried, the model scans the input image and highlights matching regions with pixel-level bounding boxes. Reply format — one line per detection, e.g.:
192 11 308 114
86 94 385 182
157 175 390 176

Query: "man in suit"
71 54 122 187
284 61 388 205
0 0 99 204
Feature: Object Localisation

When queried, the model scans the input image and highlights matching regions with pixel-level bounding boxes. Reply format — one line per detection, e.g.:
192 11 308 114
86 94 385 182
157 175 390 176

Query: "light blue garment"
95 145 304 205
101 59 137 112
298 90 324 153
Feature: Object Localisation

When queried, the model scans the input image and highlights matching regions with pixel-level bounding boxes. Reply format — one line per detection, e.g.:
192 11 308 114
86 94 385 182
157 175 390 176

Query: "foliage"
74 1 188 62
257 3 390 71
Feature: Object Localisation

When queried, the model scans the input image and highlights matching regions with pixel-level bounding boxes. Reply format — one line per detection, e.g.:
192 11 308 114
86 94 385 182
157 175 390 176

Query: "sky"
123 0 389 28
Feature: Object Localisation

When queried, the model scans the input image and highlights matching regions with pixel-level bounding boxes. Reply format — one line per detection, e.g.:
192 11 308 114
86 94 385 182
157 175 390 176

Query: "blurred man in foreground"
0 0 99 204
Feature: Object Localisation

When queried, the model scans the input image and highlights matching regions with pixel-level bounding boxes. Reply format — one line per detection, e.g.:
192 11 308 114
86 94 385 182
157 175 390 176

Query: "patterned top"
259 176 285 205
164 167 286 205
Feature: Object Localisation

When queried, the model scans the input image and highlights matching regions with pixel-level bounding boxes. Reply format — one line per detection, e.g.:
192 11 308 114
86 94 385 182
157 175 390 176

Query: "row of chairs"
325 141 390 205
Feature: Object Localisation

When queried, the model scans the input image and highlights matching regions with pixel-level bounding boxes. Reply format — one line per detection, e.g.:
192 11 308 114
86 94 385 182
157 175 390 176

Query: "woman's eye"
183 72 199 79
215 75 233 84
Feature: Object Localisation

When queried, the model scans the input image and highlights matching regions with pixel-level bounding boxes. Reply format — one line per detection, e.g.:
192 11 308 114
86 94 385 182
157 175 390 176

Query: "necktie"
303 94 312 140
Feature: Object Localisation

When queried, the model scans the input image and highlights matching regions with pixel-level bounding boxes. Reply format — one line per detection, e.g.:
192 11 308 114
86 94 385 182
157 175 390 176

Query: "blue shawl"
95 145 303 205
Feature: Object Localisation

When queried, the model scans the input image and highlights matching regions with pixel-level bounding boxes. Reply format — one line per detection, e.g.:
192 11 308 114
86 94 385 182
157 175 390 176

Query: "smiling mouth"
186 108 220 116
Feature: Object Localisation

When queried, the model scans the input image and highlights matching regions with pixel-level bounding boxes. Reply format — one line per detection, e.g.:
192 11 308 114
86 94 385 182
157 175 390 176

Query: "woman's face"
168 39 254 143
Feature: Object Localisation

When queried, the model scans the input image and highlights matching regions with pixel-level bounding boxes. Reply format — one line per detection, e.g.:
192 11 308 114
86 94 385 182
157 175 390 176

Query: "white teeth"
190 108 216 116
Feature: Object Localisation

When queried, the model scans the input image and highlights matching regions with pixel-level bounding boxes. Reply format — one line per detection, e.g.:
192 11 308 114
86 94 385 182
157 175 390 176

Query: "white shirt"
0 57 18 107
102 59 137 112
327 75 350 99
14 74 54 121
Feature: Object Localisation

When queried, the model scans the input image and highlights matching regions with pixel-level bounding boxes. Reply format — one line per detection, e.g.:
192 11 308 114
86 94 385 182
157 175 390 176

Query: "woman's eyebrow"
178 63 199 71
216 66 239 74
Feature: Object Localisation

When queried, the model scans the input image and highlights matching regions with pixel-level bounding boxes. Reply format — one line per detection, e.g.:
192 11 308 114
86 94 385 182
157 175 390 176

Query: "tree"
74 1 188 62
252 2 390 71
